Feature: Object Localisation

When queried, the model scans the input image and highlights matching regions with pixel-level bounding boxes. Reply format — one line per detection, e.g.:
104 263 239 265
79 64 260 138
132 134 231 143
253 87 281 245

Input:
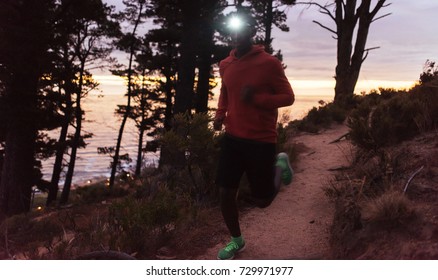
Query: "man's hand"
213 116 225 131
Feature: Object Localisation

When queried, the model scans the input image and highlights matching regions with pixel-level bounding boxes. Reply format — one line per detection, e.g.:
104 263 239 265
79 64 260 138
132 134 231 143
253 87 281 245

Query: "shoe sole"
217 243 246 260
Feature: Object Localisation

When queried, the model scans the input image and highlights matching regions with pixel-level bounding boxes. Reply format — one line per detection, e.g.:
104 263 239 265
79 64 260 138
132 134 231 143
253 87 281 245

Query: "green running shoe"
217 239 246 260
276 152 294 185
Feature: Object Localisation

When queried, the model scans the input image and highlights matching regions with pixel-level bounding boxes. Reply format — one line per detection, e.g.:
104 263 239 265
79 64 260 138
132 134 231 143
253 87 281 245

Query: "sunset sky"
99 0 438 96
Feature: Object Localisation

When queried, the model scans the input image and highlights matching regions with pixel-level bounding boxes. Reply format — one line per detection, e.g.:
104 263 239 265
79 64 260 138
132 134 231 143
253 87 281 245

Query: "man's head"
226 11 257 51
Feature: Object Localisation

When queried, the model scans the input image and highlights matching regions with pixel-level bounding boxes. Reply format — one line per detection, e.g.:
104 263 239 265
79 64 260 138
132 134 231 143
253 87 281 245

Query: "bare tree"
299 0 391 106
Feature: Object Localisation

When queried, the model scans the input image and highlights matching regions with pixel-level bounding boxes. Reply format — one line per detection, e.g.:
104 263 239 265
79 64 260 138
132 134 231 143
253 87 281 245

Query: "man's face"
230 26 253 49
228 16 255 49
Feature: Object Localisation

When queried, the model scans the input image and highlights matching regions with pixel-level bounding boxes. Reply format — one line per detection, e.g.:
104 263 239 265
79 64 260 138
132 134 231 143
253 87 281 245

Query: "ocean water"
41 92 333 186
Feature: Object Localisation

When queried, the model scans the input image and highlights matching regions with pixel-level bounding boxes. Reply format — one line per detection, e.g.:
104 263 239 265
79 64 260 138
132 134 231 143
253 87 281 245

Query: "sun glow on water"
289 78 415 94
43 74 417 185
93 75 126 86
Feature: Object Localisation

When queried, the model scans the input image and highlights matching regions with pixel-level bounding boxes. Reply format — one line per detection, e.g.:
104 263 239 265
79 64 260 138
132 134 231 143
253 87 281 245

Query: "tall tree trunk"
164 0 200 169
109 3 144 190
47 76 73 206
195 56 212 113
334 0 357 106
159 72 174 168
0 122 37 216
173 0 199 115
264 0 274 53
135 72 148 177
60 62 85 204
163 40 175 131
0 75 38 216
164 72 173 131
0 0 47 217
333 0 387 107
135 126 145 177
109 73 132 189
47 108 70 206
195 20 213 113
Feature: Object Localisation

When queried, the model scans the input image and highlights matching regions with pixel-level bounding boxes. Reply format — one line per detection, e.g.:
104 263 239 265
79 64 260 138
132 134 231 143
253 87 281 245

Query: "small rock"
156 247 176 260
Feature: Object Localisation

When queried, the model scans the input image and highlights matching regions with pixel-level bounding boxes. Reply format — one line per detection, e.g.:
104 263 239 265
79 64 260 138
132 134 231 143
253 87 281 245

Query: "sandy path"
198 124 351 260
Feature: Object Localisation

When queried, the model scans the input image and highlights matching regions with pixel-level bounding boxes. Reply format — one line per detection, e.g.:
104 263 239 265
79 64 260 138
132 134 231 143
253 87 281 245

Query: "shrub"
108 187 181 257
158 113 221 204
361 190 416 227
74 182 128 204
348 85 437 150
419 59 438 85
0 214 64 258
276 122 299 165
292 102 347 133
410 84 438 131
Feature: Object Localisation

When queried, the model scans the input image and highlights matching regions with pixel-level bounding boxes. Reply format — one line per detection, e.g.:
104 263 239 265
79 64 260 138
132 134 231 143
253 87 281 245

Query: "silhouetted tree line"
0 0 296 218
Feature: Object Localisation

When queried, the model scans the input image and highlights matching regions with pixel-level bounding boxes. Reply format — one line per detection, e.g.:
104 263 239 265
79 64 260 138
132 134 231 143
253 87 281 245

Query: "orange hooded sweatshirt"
215 45 294 143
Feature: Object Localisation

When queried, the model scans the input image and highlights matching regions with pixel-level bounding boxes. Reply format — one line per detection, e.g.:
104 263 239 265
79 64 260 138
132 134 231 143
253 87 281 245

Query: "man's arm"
251 59 294 110
214 82 228 130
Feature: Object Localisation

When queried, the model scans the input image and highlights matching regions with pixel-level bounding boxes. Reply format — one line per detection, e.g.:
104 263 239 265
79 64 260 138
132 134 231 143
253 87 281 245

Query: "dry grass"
361 190 416 226
328 130 438 259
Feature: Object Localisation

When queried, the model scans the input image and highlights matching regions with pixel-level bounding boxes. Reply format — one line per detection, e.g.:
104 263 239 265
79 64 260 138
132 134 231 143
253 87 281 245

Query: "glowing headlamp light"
228 16 249 31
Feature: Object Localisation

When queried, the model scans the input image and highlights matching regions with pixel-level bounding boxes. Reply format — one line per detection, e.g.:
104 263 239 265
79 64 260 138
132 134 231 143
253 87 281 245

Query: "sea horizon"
41 89 335 187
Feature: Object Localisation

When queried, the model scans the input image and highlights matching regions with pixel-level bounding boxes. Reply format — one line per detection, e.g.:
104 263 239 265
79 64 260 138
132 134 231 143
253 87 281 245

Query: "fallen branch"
329 132 350 144
328 166 350 171
403 165 425 193
75 250 136 260
356 176 367 201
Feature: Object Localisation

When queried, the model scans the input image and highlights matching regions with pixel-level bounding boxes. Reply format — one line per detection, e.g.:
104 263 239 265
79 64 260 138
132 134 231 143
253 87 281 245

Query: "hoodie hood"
229 45 265 61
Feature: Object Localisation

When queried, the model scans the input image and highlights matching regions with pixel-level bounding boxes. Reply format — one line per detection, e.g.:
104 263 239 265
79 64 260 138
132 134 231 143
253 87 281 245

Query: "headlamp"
228 16 249 31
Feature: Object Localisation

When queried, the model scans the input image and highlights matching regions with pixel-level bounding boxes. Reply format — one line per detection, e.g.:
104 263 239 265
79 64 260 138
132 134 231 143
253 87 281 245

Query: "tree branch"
341 0 347 11
403 166 424 193
312 20 337 35
364 46 381 52
362 46 380 62
372 12 392 22
370 0 388 19
296 1 336 23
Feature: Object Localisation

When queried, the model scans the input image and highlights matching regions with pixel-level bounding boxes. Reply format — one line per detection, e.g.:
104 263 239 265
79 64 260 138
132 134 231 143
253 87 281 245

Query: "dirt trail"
198 124 351 260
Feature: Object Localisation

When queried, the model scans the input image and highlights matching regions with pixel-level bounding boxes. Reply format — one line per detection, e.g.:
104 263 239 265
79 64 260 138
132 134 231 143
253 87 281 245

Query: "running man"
214 11 295 260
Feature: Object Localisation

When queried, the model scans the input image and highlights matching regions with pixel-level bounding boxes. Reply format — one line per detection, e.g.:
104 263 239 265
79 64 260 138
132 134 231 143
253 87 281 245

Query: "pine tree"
59 0 119 204
108 0 150 190
0 0 56 216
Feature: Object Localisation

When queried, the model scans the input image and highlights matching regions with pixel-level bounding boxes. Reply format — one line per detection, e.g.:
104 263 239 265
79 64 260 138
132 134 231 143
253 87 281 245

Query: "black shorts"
216 134 276 199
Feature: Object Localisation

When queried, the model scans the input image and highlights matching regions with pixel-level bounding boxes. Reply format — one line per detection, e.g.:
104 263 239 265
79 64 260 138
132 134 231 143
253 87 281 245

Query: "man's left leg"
218 187 246 260
216 135 246 260
275 152 294 186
